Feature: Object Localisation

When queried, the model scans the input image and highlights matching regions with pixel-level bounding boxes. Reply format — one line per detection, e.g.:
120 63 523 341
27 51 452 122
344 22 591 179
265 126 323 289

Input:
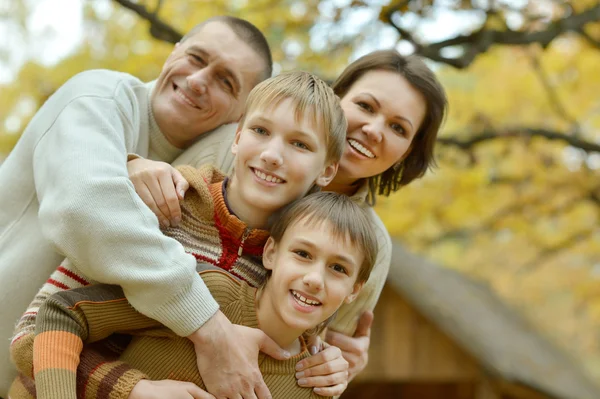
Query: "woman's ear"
262 237 277 271
344 281 364 304
315 162 338 187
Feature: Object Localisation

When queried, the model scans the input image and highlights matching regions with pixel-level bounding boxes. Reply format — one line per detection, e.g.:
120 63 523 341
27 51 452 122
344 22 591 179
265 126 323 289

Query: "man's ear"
231 127 243 155
315 162 338 187
344 281 364 304
262 237 277 271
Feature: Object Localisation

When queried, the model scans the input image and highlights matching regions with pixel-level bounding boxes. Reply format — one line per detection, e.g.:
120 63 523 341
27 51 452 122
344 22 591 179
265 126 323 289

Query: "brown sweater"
28 271 327 399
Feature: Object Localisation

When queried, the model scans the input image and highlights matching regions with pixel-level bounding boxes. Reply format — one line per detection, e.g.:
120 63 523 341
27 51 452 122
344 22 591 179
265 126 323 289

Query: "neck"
225 178 270 229
324 176 362 196
255 288 304 354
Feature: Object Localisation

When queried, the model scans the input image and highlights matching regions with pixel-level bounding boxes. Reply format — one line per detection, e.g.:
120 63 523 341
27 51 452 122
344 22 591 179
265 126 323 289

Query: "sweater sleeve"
328 208 392 335
31 85 218 336
33 284 160 399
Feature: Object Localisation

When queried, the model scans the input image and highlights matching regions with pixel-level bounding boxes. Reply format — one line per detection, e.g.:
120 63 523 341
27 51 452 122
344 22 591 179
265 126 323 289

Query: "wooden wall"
356 283 480 382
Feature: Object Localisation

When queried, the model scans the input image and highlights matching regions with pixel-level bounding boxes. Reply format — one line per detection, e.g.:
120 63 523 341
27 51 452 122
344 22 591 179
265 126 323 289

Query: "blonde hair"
240 71 347 163
268 191 377 285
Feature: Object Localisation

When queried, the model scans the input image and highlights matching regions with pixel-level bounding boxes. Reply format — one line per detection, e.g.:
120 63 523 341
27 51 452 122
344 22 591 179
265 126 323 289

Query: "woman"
128 49 448 394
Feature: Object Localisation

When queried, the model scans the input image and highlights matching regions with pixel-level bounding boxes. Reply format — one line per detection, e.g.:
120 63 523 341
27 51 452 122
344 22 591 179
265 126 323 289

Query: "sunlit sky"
0 0 503 84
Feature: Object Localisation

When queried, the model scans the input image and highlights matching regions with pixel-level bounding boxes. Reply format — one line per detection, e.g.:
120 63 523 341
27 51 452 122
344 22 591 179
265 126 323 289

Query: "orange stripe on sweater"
33 331 83 372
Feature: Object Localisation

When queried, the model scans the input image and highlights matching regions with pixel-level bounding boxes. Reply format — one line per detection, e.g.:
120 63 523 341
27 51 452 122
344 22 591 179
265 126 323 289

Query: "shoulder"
41 70 148 123
61 70 145 98
200 270 249 307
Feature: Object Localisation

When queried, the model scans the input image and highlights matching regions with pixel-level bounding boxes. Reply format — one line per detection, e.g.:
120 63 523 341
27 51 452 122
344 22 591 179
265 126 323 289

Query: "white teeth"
292 290 321 306
254 169 283 183
175 87 198 108
348 139 375 158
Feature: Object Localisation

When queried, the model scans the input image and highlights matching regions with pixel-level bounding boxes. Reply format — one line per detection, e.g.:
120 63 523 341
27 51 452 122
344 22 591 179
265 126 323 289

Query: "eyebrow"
253 116 319 144
295 238 358 269
188 46 242 94
360 92 415 131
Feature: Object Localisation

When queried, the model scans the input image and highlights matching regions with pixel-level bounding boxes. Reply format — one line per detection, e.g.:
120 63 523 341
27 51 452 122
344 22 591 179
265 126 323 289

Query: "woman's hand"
325 310 374 382
128 380 215 399
127 158 189 228
295 339 350 397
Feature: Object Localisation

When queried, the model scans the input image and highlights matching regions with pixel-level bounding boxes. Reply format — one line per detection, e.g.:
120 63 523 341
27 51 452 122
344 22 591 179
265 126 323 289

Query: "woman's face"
336 69 427 185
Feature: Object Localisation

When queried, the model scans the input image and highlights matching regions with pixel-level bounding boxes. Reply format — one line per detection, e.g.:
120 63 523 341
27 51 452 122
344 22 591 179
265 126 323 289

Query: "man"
0 16 285 398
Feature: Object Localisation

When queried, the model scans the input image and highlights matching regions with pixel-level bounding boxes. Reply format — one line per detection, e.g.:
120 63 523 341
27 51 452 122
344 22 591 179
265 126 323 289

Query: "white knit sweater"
0 70 235 394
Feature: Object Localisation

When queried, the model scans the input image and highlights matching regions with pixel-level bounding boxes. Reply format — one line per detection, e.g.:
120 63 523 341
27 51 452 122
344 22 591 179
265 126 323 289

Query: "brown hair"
241 71 347 164
333 50 448 204
181 16 273 83
268 191 377 285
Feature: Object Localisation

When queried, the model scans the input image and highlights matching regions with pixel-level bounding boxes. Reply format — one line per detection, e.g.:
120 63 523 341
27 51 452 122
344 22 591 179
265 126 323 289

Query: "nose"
187 68 209 95
362 117 384 144
260 137 284 167
303 266 324 292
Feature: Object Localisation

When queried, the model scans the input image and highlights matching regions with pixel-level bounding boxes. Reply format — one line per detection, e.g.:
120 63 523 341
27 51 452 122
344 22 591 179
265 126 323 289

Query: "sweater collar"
209 180 270 251
145 80 184 163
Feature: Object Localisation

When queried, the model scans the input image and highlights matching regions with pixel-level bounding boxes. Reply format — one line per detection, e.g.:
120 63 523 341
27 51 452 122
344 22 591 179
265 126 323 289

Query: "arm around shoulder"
32 88 218 336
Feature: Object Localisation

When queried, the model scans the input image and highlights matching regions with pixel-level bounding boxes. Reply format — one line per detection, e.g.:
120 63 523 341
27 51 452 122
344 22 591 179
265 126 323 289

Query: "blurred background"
1 0 599 398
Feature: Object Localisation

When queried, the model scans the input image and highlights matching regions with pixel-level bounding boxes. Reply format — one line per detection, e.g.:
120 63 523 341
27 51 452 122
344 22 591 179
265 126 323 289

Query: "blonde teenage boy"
9 71 347 398
23 192 377 399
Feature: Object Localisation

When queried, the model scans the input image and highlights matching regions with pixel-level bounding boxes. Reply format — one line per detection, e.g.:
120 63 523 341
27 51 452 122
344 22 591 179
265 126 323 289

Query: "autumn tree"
1 0 599 383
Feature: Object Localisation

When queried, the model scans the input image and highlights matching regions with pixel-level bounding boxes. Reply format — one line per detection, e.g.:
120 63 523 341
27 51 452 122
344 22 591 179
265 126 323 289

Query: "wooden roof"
388 242 600 399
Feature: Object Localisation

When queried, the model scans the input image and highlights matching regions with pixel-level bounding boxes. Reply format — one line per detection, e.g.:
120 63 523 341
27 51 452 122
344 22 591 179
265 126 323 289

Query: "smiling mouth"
173 84 200 109
348 139 375 159
251 168 285 184
291 290 322 307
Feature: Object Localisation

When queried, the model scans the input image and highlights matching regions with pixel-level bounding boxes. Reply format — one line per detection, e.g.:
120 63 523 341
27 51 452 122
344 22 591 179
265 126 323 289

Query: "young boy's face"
262 218 364 333
230 98 337 217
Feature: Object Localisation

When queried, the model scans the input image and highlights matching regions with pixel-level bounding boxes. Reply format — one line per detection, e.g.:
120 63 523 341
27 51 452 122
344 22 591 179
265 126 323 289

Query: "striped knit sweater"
9 164 270 397
22 271 327 399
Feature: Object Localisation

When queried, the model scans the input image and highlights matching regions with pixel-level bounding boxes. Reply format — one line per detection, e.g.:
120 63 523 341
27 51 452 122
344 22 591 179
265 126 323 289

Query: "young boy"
27 192 378 399
9 71 347 397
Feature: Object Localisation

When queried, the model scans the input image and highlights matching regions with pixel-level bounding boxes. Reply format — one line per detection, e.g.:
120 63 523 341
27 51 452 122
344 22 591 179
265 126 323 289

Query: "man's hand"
325 310 374 382
188 311 291 399
295 341 349 397
128 379 215 399
127 157 188 228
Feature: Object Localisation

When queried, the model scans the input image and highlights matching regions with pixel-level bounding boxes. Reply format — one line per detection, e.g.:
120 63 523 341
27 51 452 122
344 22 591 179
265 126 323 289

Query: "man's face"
152 21 266 148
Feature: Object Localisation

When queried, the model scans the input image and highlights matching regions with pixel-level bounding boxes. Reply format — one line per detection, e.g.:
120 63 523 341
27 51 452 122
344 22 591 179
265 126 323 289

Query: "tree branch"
526 50 580 133
113 0 182 43
438 127 600 153
387 3 600 68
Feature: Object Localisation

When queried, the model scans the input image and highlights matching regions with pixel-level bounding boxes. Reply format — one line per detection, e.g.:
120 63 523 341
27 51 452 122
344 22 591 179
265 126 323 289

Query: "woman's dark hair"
332 50 448 205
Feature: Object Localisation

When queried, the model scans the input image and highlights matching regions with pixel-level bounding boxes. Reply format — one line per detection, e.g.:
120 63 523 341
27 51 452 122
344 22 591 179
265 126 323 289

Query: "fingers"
172 168 190 200
136 183 170 227
256 331 291 360
296 345 344 372
313 383 348 397
186 383 216 399
297 371 349 389
253 381 271 399
354 310 374 338
326 330 368 354
305 334 322 355
157 168 182 225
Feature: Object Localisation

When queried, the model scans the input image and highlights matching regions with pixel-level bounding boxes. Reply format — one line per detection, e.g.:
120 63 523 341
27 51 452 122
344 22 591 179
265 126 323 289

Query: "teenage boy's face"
230 98 337 217
262 219 364 333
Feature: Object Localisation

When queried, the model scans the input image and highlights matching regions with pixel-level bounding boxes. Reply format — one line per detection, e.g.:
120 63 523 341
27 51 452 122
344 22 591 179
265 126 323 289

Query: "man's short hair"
268 191 378 285
240 71 347 164
182 16 273 83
